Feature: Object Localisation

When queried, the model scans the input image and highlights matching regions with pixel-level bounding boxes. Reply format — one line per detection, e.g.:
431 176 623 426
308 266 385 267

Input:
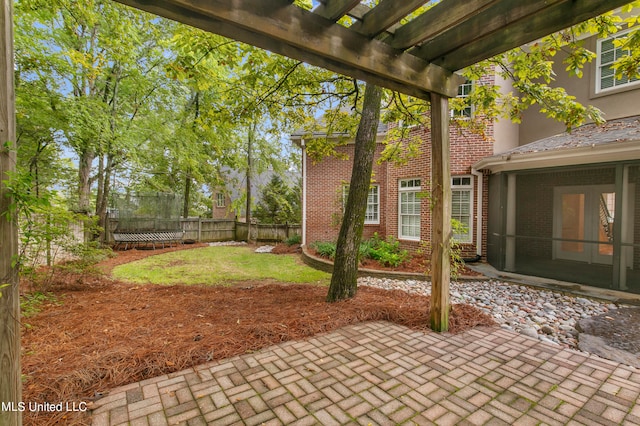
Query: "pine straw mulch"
21 244 495 425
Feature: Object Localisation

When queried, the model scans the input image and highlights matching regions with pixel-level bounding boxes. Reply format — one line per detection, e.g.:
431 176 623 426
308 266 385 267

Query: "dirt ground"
20 243 495 425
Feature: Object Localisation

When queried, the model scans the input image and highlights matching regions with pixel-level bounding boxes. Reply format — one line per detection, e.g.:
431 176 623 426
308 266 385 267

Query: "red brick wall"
305 143 388 243
303 121 494 259
212 192 234 220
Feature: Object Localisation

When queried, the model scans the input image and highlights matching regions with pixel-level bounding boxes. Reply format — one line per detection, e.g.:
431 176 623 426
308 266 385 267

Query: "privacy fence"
106 218 300 245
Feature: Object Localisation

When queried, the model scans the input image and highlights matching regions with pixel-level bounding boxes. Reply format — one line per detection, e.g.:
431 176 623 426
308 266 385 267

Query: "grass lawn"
111 246 330 285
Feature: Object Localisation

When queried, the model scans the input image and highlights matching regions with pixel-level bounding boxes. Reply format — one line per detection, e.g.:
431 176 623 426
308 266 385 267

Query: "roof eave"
474 139 640 173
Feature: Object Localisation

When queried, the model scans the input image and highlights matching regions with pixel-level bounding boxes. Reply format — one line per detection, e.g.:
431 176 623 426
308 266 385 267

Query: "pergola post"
0 1 21 425
429 92 451 333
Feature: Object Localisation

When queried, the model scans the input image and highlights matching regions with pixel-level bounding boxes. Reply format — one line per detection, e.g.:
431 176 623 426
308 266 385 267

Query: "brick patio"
91 321 640 425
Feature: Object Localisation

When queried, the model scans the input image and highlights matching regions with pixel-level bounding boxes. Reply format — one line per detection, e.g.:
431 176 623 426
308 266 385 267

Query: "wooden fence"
106 218 300 244
235 222 300 242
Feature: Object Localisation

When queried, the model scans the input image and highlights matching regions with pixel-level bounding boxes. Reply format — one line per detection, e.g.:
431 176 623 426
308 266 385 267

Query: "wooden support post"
429 92 451 333
612 164 624 289
0 0 22 424
505 173 516 271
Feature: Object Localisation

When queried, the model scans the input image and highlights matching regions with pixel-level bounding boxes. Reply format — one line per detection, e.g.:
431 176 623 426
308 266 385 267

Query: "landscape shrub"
310 241 337 259
418 219 467 279
284 234 301 246
367 233 408 267
312 233 409 267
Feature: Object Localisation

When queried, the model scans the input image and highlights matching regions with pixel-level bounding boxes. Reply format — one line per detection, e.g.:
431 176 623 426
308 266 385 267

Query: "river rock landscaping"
358 276 620 350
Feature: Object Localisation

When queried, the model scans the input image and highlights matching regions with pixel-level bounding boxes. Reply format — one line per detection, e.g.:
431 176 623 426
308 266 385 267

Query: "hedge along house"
474 27 640 293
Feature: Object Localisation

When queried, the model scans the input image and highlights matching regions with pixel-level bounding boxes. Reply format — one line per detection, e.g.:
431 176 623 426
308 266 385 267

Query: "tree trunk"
96 151 105 216
78 147 95 213
95 153 105 239
183 173 191 218
96 155 113 242
246 124 254 240
0 1 22 424
183 91 200 219
326 84 383 302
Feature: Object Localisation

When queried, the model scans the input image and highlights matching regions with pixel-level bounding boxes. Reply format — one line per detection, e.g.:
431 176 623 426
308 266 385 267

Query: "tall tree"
326 83 383 302
15 0 175 232
245 121 255 228
253 174 299 224
14 77 73 201
129 27 319 218
158 26 240 217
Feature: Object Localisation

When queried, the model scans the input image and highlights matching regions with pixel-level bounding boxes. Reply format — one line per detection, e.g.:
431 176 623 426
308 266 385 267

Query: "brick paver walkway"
91 321 640 425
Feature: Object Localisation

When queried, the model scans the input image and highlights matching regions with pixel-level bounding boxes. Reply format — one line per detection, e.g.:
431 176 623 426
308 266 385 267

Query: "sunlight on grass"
111 246 330 286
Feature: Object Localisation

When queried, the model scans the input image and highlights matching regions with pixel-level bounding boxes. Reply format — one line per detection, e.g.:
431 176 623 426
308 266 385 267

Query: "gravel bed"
208 241 248 246
358 276 620 350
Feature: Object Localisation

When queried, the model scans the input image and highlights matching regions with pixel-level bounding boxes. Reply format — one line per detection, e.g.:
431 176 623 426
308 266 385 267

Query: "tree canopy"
9 0 640 233
253 175 301 224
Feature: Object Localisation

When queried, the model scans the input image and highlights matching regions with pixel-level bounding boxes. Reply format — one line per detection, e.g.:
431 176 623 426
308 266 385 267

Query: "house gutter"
471 167 483 258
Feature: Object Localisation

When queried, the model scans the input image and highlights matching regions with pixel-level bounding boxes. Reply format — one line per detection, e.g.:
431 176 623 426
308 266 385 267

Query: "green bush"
21 292 59 319
312 234 409 268
284 234 302 246
368 234 408 267
67 241 112 267
311 241 337 259
358 238 374 259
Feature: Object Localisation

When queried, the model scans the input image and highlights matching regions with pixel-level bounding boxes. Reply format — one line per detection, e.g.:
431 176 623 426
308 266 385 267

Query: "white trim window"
216 192 225 208
343 185 380 224
452 176 473 243
597 28 640 92
451 79 473 118
398 178 421 240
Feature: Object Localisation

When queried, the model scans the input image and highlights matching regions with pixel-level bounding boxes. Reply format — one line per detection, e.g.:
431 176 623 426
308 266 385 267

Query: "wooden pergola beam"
411 0 566 62
113 0 464 99
312 0 361 21
389 0 500 50
348 0 426 38
415 0 634 70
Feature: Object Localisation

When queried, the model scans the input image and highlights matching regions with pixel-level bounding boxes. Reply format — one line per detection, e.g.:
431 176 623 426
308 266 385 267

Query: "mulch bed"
303 244 483 277
20 243 495 425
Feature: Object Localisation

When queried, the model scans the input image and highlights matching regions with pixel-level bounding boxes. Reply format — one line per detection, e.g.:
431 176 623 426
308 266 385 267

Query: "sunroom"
475 116 640 293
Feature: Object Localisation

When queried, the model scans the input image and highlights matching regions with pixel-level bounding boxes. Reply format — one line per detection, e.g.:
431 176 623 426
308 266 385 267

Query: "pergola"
0 0 632 422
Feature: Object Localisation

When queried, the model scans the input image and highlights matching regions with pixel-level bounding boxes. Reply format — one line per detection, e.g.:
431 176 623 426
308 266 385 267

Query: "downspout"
301 139 307 247
471 167 483 259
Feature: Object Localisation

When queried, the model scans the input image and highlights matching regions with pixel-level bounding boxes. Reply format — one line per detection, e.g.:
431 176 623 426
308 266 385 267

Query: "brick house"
295 26 640 293
292 74 498 260
293 123 494 259
211 190 234 220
